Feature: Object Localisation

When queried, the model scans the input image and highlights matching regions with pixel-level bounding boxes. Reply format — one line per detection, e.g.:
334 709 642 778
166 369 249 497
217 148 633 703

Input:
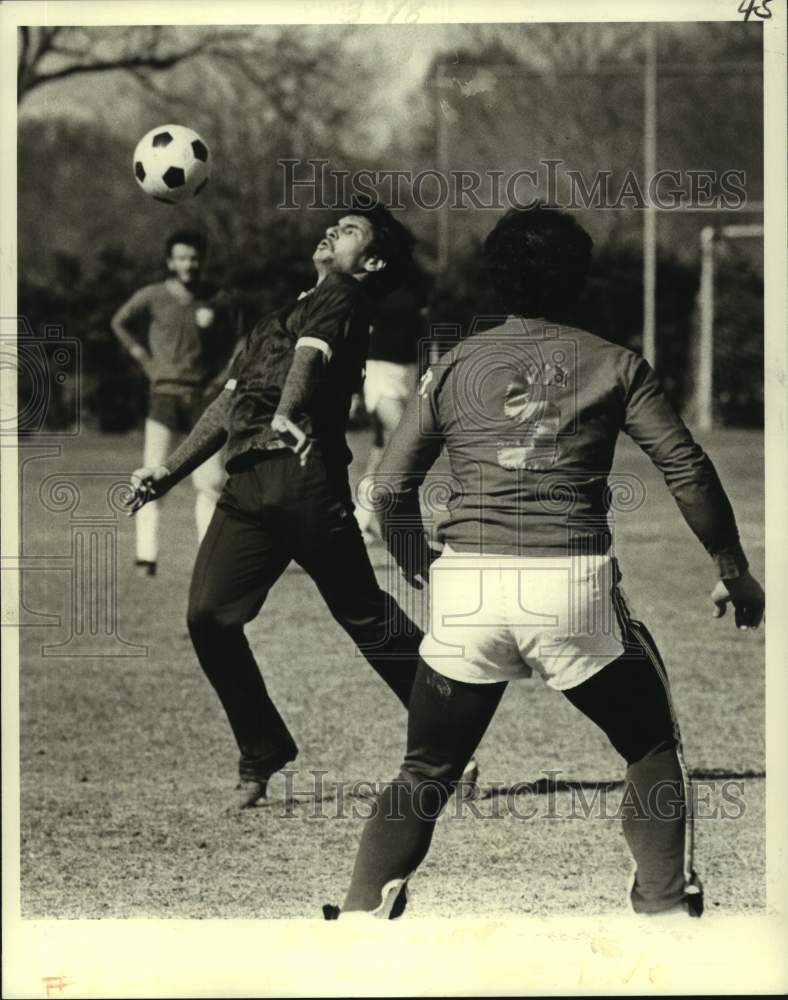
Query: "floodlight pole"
697 226 716 432
643 25 658 367
436 66 450 273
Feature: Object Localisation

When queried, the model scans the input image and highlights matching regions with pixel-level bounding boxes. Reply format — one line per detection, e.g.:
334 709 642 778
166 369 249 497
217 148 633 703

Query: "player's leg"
375 393 409 438
135 415 173 571
562 626 700 916
339 661 506 915
190 449 225 541
288 447 424 705
356 361 413 542
186 476 296 801
183 392 225 542
355 410 385 542
297 504 424 708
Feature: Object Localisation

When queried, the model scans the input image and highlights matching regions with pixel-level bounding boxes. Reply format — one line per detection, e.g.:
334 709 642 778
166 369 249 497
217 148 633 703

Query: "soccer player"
112 230 239 577
127 205 433 808
328 204 765 920
355 264 431 543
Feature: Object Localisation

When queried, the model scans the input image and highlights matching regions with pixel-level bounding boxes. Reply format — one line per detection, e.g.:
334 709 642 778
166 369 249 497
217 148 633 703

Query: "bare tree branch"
17 26 247 104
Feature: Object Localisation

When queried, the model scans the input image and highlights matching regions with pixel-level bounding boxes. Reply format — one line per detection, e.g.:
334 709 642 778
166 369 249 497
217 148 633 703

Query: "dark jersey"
377 316 747 578
368 285 427 365
224 272 370 469
112 281 237 393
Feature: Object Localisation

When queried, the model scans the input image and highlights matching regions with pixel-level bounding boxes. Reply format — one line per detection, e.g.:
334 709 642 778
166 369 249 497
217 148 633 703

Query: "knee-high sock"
563 647 690 913
343 776 449 912
624 745 687 913
342 663 505 912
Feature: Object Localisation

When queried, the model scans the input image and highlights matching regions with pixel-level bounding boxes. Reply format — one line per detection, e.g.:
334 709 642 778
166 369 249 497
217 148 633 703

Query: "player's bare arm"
111 292 154 376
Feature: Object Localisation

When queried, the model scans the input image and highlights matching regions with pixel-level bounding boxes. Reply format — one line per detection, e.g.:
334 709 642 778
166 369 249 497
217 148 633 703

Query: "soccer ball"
133 124 211 204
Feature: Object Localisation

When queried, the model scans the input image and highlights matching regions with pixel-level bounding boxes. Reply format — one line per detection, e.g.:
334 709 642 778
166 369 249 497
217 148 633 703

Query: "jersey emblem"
418 369 435 397
195 306 215 328
497 367 561 471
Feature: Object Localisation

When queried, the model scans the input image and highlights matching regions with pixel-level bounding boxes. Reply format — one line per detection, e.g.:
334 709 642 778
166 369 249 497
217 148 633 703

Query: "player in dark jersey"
112 230 239 577
126 205 431 809
326 204 765 920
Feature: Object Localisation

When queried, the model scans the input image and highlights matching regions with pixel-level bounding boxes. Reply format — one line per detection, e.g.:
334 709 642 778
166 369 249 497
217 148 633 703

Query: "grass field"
17 427 765 919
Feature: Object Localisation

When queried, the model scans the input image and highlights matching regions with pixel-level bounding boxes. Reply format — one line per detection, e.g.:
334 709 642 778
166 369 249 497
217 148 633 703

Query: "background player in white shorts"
325 204 764 921
356 263 431 542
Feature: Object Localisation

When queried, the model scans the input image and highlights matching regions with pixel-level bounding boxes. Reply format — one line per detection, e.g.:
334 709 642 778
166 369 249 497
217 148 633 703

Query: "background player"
126 205 446 809
327 204 765 920
112 229 239 577
356 263 431 543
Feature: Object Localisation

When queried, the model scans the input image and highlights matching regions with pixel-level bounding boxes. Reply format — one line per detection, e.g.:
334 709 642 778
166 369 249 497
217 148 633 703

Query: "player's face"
313 215 385 277
167 243 202 285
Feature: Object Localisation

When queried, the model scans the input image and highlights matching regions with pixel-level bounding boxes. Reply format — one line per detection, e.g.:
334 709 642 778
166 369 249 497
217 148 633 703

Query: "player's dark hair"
165 229 207 258
347 199 415 297
483 204 593 319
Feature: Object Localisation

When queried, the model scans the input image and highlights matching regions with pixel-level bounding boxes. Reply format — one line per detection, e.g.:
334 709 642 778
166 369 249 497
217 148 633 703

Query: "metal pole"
436 67 450 274
697 226 716 432
643 26 658 367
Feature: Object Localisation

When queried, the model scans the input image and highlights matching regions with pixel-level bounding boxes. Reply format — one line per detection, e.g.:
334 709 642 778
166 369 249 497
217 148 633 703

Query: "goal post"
696 223 764 432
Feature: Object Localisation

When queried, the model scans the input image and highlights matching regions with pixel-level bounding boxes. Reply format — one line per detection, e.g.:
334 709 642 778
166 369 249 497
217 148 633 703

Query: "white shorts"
420 547 626 691
363 360 418 414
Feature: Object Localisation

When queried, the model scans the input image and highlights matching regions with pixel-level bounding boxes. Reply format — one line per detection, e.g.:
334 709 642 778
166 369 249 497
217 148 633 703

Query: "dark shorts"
148 390 207 435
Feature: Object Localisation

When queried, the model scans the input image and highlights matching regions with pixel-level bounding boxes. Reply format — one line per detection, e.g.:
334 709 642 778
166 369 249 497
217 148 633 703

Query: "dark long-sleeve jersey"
162 271 370 481
376 316 748 579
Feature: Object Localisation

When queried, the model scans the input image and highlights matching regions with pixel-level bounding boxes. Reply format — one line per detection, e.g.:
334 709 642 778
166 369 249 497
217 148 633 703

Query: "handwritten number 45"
738 0 772 20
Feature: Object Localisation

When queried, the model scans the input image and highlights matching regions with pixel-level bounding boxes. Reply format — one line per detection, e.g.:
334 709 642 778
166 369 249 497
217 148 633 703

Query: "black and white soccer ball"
133 124 211 204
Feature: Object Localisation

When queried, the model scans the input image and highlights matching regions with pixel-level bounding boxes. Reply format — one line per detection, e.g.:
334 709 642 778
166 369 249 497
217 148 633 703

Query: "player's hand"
271 412 312 466
130 344 154 378
125 465 172 515
711 571 765 630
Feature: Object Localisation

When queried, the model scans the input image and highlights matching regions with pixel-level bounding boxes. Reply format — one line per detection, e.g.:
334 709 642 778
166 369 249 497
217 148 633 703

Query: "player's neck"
314 268 367 286
165 276 197 300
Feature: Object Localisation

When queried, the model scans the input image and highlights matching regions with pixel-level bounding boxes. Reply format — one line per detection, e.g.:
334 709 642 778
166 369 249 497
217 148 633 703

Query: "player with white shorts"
325 204 764 922
356 272 429 541
422 547 624 689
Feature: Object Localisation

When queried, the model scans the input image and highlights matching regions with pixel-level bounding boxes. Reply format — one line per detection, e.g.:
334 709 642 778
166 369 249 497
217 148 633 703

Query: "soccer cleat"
322 878 410 921
235 744 298 809
683 871 704 917
375 878 409 919
134 559 157 577
456 757 481 801
235 779 270 809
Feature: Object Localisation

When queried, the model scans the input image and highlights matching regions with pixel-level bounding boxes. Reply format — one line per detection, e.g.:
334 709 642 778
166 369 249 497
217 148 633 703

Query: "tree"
16 25 245 103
